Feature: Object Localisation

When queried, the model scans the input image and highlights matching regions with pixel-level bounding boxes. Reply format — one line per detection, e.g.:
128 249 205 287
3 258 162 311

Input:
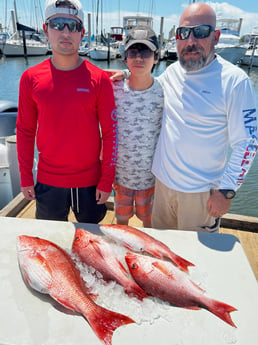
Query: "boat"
119 15 154 57
164 37 177 61
89 44 117 60
215 18 247 64
3 34 48 57
122 15 153 35
110 26 124 57
110 26 123 42
0 32 9 55
240 28 258 67
78 41 90 56
3 2 48 57
88 0 117 61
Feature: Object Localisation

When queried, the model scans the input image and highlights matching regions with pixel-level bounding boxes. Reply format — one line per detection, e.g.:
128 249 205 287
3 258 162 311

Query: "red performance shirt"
17 58 118 192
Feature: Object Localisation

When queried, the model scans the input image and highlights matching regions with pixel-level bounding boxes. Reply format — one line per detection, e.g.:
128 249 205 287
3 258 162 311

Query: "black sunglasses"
176 25 215 40
46 17 83 33
127 48 154 59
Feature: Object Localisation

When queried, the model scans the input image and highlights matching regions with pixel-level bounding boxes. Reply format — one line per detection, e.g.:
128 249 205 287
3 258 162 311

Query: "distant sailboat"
89 0 116 61
3 0 48 57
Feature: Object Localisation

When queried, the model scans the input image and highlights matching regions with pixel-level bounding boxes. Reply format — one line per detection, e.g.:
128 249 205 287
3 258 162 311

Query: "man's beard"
178 45 214 72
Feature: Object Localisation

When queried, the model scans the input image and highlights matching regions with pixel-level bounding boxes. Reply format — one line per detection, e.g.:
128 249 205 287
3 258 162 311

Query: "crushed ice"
67 236 238 343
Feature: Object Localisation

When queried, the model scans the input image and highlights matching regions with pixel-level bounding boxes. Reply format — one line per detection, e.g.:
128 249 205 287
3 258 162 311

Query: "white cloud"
209 2 258 35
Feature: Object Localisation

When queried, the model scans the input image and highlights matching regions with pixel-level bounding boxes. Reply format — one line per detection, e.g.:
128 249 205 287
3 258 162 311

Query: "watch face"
219 189 235 199
226 190 235 199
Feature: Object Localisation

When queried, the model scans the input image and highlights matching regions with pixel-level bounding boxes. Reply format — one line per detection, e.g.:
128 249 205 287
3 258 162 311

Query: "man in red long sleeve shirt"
16 0 118 222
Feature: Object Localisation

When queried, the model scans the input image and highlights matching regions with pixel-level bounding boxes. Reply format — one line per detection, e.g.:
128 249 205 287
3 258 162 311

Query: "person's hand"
105 69 124 82
21 186 36 200
96 189 110 204
207 190 231 218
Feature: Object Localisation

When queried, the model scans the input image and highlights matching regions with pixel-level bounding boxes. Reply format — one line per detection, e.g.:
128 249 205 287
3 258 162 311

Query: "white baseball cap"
45 0 84 23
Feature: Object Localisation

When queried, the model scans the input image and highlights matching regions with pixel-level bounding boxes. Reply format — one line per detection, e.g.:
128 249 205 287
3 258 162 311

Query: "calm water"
0 54 258 217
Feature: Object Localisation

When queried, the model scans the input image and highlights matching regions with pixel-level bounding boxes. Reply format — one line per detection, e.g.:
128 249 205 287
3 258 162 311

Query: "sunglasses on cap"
176 25 215 40
127 48 154 59
46 17 83 33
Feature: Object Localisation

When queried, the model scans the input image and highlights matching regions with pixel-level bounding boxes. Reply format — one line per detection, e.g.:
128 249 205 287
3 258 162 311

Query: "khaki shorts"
151 179 220 232
114 183 154 223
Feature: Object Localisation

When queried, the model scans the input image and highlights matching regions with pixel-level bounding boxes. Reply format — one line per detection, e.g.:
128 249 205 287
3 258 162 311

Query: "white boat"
89 44 117 60
241 47 258 67
215 18 247 64
78 41 90 56
164 37 177 61
119 15 153 57
110 26 124 57
3 35 48 56
240 29 258 67
0 33 9 54
3 3 48 57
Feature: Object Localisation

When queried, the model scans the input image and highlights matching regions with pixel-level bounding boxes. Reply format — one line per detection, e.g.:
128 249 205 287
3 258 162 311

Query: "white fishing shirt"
113 78 164 190
152 55 257 192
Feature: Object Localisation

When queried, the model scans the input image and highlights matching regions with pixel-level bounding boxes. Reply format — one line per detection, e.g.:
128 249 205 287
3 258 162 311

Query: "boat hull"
3 39 48 57
241 49 258 67
215 45 247 64
89 46 116 60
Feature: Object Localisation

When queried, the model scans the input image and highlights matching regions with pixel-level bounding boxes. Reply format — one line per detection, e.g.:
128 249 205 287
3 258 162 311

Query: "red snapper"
125 252 237 327
100 224 194 272
17 235 134 345
72 228 148 300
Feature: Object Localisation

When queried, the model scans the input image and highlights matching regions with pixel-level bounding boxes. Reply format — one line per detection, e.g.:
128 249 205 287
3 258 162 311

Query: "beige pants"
151 179 220 232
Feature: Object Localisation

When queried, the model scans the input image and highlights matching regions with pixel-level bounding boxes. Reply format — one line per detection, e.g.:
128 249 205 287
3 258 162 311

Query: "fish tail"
205 298 237 327
87 306 135 345
169 253 195 273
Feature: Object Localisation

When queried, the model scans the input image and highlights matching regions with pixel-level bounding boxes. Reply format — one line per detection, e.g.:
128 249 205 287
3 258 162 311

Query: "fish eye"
131 263 137 269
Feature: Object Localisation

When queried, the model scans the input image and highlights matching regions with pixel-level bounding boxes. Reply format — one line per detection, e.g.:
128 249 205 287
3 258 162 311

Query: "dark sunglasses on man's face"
46 17 83 33
127 48 154 59
176 25 215 40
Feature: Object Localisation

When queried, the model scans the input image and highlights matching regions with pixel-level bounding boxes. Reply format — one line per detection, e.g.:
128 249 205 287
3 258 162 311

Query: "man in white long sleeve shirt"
151 2 257 231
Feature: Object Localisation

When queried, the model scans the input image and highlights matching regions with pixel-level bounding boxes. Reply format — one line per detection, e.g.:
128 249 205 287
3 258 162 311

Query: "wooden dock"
1 193 258 281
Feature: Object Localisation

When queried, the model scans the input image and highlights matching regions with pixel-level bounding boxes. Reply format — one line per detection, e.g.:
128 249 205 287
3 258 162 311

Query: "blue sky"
1 1 257 38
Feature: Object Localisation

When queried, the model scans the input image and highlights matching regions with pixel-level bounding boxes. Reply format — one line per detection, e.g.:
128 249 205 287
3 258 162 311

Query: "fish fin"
205 299 237 327
90 239 106 260
152 261 176 280
87 305 134 345
184 306 202 310
147 249 164 259
20 252 53 292
166 253 195 273
117 258 129 275
124 282 149 300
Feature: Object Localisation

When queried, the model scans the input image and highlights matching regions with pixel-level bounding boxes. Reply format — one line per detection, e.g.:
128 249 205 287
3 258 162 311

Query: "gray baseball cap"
124 26 159 51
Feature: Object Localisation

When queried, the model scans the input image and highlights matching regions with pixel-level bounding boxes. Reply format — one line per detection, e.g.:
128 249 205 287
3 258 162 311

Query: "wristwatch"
219 189 236 199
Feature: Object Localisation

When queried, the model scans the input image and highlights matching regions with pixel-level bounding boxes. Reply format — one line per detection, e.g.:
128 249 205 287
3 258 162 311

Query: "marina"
1 54 258 217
